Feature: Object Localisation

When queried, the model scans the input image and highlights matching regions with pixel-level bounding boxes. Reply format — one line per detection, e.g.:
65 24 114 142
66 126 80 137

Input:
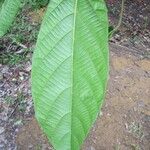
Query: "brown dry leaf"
28 7 46 24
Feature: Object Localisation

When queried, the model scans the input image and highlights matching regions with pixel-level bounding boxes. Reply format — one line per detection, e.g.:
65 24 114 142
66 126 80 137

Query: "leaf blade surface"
32 0 109 149
0 0 22 37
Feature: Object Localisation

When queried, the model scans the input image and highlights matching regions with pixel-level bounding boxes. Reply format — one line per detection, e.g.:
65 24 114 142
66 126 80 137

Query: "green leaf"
0 0 22 37
0 0 5 12
32 0 109 149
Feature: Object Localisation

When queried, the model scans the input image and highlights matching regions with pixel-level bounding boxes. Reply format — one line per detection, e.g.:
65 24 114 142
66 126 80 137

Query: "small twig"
17 42 27 49
9 35 28 49
15 41 28 54
109 0 126 38
8 102 19 119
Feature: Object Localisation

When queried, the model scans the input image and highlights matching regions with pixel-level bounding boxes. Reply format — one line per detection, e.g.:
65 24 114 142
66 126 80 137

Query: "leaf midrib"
71 0 78 147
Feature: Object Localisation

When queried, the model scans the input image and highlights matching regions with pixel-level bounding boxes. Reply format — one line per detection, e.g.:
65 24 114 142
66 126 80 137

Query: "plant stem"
109 0 126 38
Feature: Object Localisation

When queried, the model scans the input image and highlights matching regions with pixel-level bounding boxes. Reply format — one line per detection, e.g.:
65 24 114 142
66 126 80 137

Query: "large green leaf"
32 0 109 149
0 0 22 37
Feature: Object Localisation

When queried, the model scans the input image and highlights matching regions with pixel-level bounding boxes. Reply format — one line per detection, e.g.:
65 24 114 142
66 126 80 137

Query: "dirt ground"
15 44 150 150
83 44 150 150
0 0 150 150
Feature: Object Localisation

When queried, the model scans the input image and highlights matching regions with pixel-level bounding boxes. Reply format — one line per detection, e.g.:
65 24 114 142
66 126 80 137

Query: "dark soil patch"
108 0 150 58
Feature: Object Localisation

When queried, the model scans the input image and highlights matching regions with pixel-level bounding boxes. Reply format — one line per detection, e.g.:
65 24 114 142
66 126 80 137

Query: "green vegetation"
0 0 109 149
0 1 40 65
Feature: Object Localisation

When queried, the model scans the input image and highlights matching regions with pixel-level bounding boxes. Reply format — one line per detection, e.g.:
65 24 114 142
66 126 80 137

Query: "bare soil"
15 44 150 150
82 44 150 150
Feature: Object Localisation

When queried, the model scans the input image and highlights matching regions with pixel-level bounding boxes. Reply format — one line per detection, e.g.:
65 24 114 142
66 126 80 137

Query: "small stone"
125 123 128 129
1 66 9 74
12 78 17 81
14 120 22 126
0 73 3 80
90 146 96 150
15 128 19 133
25 65 32 72
20 76 24 80
0 127 5 134
107 113 111 116
28 144 33 148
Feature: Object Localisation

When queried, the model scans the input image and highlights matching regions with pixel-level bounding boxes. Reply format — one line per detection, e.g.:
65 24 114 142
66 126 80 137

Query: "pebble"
90 146 96 150
0 127 5 134
0 73 3 80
